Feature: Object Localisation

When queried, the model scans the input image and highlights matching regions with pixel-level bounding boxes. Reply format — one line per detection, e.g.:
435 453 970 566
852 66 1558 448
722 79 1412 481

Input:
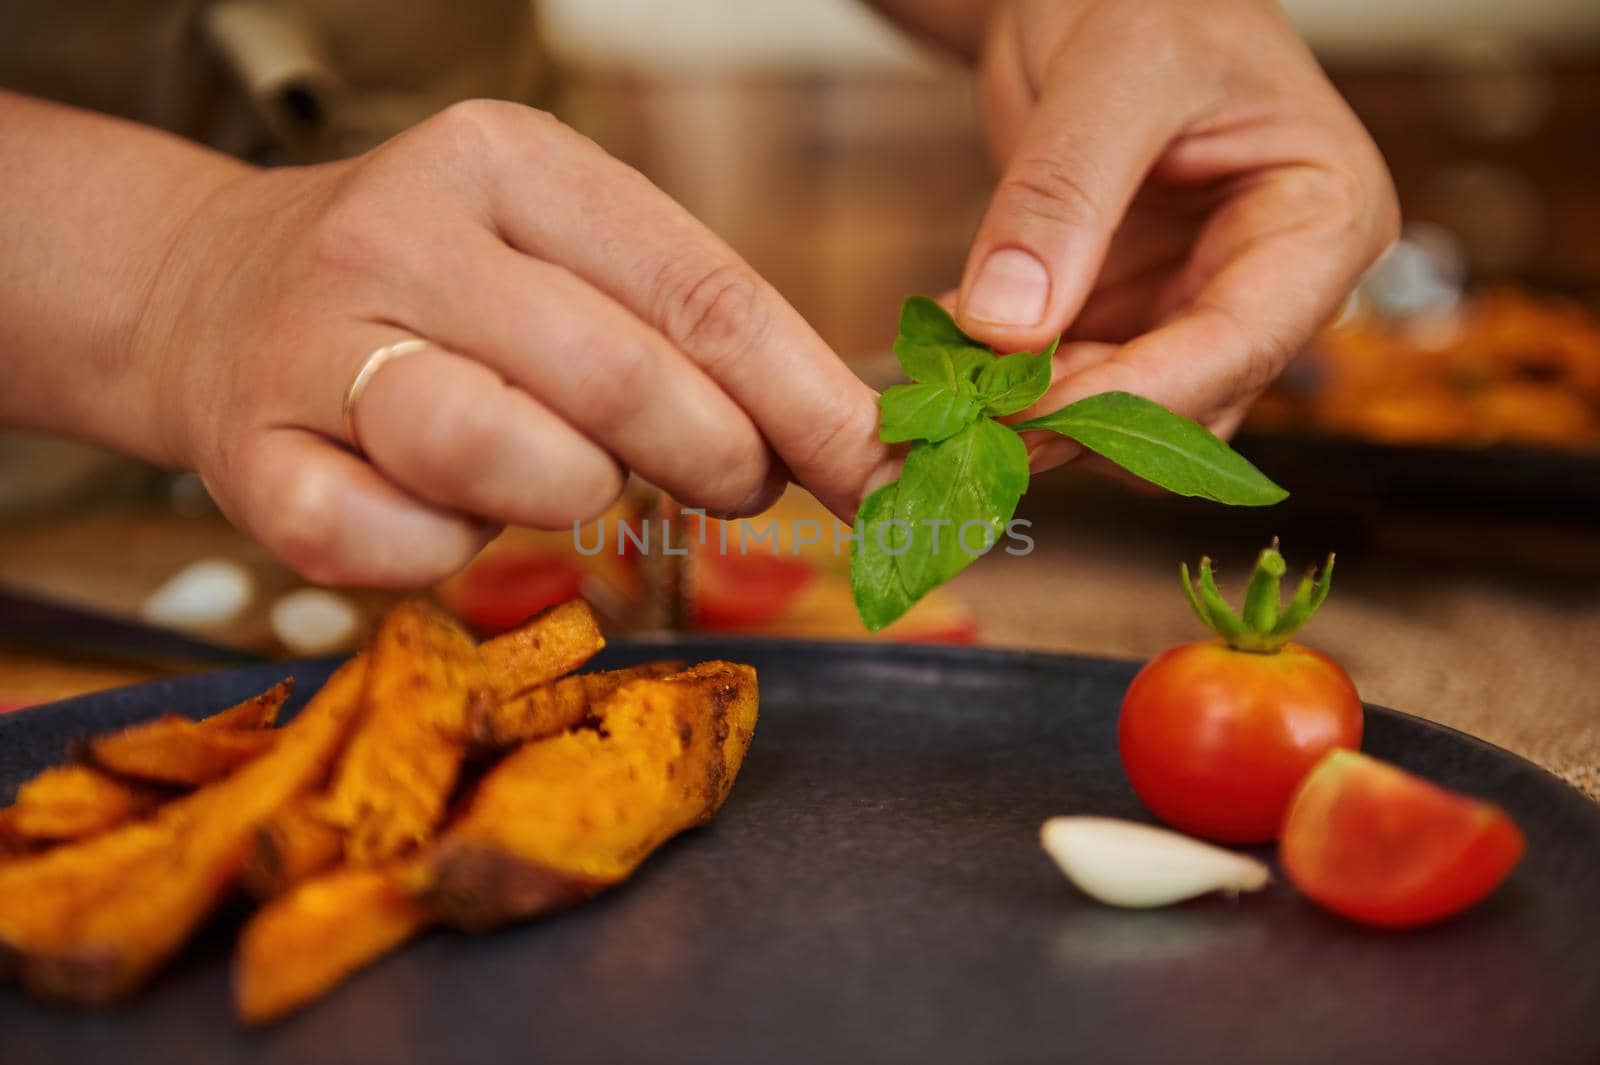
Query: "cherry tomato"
1121 640 1362 843
1281 749 1525 928
1119 544 1361 843
441 551 586 635
690 552 815 631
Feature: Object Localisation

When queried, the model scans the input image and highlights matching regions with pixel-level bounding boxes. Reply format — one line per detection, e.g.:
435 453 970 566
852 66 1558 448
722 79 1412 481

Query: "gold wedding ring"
341 337 430 455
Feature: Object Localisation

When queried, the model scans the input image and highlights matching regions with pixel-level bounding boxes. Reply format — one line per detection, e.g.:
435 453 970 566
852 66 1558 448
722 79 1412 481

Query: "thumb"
957 43 1180 353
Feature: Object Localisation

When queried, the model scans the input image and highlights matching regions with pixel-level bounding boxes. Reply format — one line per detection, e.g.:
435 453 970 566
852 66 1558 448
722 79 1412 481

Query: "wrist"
0 93 255 469
121 156 257 471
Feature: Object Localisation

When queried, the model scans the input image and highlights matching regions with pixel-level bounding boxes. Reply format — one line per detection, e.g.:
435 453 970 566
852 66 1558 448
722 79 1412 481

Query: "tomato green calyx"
1180 541 1335 653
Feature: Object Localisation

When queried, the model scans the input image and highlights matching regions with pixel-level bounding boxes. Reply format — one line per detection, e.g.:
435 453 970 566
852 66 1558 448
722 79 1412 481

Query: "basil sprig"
852 297 1287 631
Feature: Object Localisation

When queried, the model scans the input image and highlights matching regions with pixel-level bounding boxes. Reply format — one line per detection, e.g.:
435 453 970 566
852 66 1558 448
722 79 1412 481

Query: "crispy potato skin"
0 822 174 983
415 662 758 932
9 657 368 1005
234 868 425 1025
239 798 346 900
0 767 160 843
72 679 292 788
476 600 605 701
86 721 276 786
321 603 488 865
469 661 684 751
200 678 292 731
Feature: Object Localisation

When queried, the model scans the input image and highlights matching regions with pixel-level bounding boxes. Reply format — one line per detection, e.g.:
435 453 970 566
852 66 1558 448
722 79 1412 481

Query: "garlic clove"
1040 816 1271 909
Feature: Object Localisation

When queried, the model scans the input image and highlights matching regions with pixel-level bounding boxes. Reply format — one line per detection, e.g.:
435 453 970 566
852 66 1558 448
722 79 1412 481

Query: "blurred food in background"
1249 281 1600 452
438 488 978 645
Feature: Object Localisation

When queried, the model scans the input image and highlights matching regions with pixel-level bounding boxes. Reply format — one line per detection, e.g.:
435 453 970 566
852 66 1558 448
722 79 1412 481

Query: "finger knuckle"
1205 300 1291 399
418 99 514 170
1371 173 1402 250
573 341 656 427
996 154 1103 231
698 436 768 512
657 262 770 372
1317 167 1370 227
788 396 879 488
551 456 626 526
265 463 353 586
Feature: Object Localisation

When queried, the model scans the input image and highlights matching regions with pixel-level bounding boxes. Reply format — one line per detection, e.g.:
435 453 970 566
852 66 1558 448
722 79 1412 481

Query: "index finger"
468 105 891 519
1021 165 1393 471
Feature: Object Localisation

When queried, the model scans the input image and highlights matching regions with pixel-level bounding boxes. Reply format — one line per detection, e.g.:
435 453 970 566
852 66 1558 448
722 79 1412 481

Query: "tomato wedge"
442 551 587 636
690 552 815 631
1280 750 1525 928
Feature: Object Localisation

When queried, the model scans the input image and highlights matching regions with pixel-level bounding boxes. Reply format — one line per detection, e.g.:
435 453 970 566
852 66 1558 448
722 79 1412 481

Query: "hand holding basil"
851 297 1287 631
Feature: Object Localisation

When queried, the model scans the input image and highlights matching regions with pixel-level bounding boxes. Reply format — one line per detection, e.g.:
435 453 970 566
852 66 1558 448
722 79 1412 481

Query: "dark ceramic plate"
2 641 1598 1065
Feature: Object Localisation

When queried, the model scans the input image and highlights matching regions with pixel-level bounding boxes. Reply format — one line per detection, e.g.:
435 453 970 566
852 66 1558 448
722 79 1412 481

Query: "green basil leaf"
894 296 989 388
877 382 982 444
1014 391 1288 505
888 418 1030 605
850 481 916 632
976 335 1058 416
898 295 974 348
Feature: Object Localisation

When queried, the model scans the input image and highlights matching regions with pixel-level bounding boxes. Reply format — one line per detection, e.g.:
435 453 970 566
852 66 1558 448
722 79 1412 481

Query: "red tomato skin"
1119 640 1363 844
1281 750 1526 928
444 552 587 636
689 552 815 631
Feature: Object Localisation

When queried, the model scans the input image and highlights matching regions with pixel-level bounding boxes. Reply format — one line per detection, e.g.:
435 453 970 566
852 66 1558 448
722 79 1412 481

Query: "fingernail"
739 473 788 516
708 472 788 521
966 248 1050 327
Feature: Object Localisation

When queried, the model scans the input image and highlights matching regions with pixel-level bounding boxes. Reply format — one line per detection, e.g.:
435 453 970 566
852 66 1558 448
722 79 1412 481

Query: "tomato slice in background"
1280 749 1525 929
690 552 815 631
441 551 587 635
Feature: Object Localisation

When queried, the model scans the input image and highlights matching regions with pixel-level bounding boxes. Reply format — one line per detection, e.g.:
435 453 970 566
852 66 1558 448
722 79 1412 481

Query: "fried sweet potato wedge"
476 599 605 701
413 661 758 932
320 602 488 865
0 822 174 984
239 798 346 900
82 678 293 787
235 867 426 1025
200 678 293 731
0 766 161 843
9 657 368 1005
468 660 684 751
86 722 276 786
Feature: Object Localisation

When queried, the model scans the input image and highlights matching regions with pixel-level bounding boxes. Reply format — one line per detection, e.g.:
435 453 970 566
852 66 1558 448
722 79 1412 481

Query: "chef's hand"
129 100 888 585
882 0 1398 466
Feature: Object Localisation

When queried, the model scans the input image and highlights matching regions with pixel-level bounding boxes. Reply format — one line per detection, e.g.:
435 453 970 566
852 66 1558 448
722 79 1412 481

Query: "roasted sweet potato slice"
468 660 684 751
0 766 161 843
8 657 368 1005
320 602 489 865
412 662 758 932
85 721 276 786
476 599 605 701
200 678 293 731
239 798 346 899
82 678 293 787
234 867 426 1025
0 822 174 984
